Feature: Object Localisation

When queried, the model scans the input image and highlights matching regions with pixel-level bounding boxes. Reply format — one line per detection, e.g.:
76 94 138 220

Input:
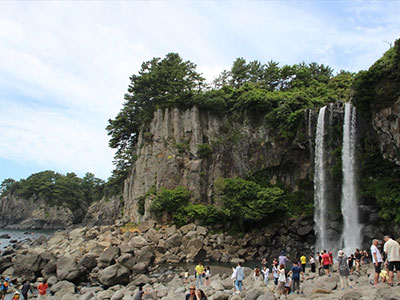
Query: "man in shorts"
383 235 400 286
371 239 383 286
321 251 331 276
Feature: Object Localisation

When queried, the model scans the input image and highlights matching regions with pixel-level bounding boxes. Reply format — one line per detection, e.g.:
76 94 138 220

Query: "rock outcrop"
373 97 400 166
123 106 312 223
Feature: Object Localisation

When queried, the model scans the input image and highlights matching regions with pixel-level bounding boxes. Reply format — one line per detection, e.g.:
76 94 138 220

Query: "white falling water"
314 106 327 251
341 103 362 254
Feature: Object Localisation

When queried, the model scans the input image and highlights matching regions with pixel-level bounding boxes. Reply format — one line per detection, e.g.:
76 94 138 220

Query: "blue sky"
0 0 399 183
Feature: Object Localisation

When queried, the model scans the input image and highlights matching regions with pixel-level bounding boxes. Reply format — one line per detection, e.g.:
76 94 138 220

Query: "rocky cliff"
123 106 313 223
373 97 400 165
0 194 74 230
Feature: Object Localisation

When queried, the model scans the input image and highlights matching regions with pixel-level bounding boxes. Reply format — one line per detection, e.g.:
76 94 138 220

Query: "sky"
0 0 399 183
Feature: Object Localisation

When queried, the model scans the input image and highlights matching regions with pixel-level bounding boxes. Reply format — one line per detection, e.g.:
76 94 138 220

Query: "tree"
106 53 205 187
0 178 16 197
230 57 251 88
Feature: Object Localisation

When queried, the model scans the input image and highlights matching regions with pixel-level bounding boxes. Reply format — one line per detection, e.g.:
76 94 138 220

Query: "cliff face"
123 106 313 223
373 98 400 165
0 194 74 229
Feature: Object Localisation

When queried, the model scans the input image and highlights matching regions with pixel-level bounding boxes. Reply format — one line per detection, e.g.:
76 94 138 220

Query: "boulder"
256 292 276 300
135 246 155 265
297 225 313 236
119 242 135 254
56 257 87 282
117 253 135 270
210 279 224 291
130 236 148 248
61 294 79 300
340 291 362 300
131 263 148 274
208 291 230 300
165 225 177 237
180 223 197 235
98 246 120 267
79 254 97 271
50 280 76 299
13 253 46 280
98 264 130 286
245 289 263 300
166 233 182 248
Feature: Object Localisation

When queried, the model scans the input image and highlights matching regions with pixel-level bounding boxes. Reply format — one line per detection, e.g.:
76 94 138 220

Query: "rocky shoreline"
0 222 398 300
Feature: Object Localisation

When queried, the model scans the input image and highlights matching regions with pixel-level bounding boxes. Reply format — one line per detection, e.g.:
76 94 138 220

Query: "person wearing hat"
337 250 352 290
0 277 10 300
11 291 20 300
185 285 196 300
37 279 48 300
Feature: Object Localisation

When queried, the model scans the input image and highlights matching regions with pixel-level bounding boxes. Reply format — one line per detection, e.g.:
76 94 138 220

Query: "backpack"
255 268 260 276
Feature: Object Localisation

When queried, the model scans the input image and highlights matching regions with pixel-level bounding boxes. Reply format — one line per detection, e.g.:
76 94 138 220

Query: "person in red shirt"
321 251 331 276
37 279 48 300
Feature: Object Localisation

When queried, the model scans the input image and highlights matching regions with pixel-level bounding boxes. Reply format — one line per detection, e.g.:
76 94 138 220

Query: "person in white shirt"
371 239 383 286
383 235 400 286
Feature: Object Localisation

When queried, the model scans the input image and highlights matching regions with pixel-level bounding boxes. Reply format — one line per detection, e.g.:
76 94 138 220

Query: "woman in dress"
337 250 352 290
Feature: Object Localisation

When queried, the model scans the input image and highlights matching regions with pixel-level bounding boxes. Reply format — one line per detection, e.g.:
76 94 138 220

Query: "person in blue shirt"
288 262 304 294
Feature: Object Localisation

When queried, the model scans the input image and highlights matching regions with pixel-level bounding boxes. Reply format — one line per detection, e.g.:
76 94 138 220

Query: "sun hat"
338 250 345 257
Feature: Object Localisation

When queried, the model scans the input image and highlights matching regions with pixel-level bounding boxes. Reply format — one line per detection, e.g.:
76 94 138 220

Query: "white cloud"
0 1 399 181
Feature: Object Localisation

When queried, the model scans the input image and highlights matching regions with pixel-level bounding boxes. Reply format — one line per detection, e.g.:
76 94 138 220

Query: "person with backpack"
0 277 10 300
253 266 261 281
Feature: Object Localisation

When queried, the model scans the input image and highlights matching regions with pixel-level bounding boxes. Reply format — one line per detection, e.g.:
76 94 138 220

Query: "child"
380 268 389 283
12 291 20 300
205 266 211 286
253 266 261 281
184 269 189 283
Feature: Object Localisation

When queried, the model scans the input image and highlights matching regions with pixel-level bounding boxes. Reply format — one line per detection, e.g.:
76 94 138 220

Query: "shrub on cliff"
149 186 191 218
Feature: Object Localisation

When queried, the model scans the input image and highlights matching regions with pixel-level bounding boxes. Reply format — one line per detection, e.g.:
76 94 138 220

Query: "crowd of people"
185 234 400 298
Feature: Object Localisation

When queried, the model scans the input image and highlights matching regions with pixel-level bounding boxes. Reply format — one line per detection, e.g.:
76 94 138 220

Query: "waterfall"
341 103 362 254
314 106 327 251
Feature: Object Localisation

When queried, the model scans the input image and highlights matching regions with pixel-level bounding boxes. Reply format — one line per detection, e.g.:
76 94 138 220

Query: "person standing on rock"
348 254 355 273
0 277 10 300
354 248 362 272
310 255 316 273
337 250 352 290
261 265 270 286
231 267 237 293
204 266 211 286
371 239 384 286
37 279 48 300
279 251 288 266
253 266 261 281
195 262 205 289
234 262 245 294
277 264 286 295
321 251 331 276
21 280 33 300
383 235 400 286
272 261 279 287
289 261 304 294
300 254 307 273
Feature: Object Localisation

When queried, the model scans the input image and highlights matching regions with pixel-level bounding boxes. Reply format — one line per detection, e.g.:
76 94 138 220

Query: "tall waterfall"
341 103 362 254
314 106 327 251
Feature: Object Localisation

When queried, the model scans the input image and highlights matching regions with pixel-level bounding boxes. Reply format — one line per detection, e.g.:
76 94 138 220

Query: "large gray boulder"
98 246 120 267
98 264 130 286
135 246 155 265
117 253 135 270
50 280 76 299
13 253 46 280
56 257 87 282
79 254 97 271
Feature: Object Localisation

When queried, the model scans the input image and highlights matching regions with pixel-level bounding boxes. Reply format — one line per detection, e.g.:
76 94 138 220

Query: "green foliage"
173 204 223 227
0 178 16 198
196 143 213 158
215 177 287 230
353 39 400 118
149 186 191 217
1 171 105 213
107 53 353 184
